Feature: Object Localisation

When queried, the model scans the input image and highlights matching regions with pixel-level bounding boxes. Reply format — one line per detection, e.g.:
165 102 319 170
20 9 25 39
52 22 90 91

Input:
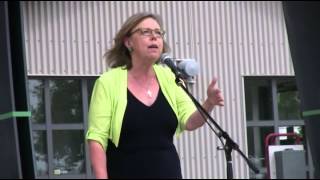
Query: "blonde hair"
105 12 170 69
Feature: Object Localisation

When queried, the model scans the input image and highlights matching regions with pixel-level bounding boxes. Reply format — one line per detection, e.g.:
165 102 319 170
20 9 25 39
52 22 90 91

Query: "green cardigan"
86 64 196 151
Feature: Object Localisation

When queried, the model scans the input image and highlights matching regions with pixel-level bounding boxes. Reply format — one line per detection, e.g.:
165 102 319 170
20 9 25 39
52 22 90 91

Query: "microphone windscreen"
178 59 199 76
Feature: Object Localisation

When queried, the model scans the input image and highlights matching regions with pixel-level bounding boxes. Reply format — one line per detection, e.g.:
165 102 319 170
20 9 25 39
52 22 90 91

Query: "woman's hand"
185 77 224 131
206 77 224 107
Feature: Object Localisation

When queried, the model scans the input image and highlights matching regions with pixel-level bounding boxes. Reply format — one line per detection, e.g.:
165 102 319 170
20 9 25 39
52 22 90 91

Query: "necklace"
129 73 154 98
146 89 153 98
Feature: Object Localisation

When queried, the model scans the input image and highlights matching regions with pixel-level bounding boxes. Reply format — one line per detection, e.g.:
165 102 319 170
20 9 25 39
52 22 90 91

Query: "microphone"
159 53 180 76
177 58 199 77
159 53 199 78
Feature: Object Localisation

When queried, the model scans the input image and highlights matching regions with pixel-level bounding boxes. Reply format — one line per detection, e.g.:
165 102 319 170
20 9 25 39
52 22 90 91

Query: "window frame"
244 76 314 179
28 77 97 179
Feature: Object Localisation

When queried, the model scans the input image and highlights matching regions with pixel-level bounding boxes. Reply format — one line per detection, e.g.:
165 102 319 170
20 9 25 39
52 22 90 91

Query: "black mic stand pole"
173 74 259 179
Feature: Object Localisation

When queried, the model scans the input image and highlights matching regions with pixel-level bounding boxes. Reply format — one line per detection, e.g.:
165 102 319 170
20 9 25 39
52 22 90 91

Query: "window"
52 130 85 175
32 130 48 176
29 79 45 124
28 77 97 179
245 79 273 121
277 79 302 120
49 80 83 124
244 77 312 179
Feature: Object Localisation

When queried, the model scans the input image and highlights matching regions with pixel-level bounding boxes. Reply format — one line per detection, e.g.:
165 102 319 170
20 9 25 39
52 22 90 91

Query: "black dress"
106 88 182 179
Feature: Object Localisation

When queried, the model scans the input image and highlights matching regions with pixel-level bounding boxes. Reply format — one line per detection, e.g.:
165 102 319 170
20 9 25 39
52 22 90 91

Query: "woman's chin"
146 54 160 61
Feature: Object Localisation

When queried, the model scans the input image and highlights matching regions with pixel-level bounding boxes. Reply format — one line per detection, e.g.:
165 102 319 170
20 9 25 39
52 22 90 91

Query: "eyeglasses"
129 28 166 38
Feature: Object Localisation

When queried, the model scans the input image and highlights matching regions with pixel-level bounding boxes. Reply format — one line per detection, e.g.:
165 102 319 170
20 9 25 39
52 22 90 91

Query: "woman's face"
126 18 164 63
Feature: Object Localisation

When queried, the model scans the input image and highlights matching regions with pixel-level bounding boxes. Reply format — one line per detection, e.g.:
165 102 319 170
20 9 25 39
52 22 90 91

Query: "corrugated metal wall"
22 1 294 178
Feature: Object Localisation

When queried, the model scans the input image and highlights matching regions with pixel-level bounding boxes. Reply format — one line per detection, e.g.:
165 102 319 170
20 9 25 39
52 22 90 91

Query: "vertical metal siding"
22 1 293 178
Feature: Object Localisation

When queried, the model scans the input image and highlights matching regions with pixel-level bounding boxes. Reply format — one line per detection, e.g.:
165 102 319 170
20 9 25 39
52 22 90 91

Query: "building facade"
22 1 310 179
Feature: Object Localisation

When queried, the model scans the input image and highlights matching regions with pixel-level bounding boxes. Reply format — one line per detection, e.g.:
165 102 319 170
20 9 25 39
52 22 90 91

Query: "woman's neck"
129 65 155 78
130 52 160 75
129 58 156 78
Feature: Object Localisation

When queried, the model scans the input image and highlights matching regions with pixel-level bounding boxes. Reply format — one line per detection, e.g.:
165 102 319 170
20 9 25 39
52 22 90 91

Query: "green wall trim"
0 111 31 121
302 109 320 118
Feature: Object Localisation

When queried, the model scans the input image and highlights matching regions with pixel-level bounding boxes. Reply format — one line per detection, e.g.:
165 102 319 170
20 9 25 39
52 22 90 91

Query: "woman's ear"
123 37 131 48
123 37 133 52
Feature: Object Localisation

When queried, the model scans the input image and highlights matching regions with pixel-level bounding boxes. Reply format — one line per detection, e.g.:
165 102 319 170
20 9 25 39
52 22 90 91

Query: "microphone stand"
174 75 259 179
